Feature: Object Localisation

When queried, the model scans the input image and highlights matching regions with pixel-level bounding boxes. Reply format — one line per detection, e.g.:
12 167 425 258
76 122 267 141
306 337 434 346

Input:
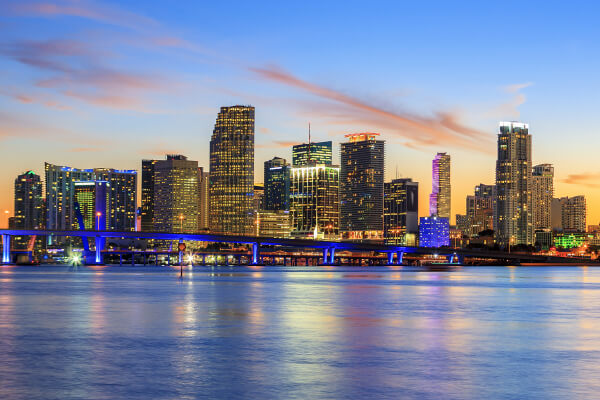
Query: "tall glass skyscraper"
73 181 110 230
93 168 137 231
153 155 199 233
141 159 157 232
45 163 94 230
340 133 385 240
14 171 44 229
209 105 255 235
384 178 419 245
264 157 290 211
292 141 332 166
494 121 533 246
289 165 340 240
429 152 451 219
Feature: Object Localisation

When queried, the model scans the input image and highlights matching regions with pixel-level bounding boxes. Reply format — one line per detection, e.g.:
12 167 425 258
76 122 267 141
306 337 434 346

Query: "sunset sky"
1 0 599 225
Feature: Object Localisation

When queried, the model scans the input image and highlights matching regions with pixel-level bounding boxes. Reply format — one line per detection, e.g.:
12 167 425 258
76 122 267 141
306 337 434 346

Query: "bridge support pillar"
252 242 259 265
387 252 394 265
323 248 329 265
94 236 105 264
2 234 11 264
396 251 404 265
329 247 335 265
178 239 183 265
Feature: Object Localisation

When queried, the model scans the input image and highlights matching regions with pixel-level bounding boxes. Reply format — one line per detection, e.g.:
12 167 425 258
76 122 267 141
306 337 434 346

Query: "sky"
1 0 600 226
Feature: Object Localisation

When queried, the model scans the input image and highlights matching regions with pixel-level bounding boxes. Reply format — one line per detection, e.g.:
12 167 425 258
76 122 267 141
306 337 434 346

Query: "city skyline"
1 1 599 224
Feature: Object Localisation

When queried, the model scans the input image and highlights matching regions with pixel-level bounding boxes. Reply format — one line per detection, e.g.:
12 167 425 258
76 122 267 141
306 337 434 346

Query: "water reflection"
2 266 600 399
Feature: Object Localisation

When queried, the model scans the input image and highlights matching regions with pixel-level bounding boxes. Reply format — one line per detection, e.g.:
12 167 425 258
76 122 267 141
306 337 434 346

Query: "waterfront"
2 265 600 399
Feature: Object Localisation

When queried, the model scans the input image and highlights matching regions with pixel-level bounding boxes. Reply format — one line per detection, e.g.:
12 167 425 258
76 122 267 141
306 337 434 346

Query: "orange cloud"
561 173 600 188
256 140 301 149
250 65 493 152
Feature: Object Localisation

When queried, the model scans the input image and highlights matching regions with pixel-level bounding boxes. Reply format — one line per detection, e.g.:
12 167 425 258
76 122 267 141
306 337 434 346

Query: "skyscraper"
153 155 199 233
14 171 43 229
289 164 340 240
384 178 419 245
198 167 210 231
340 133 385 240
532 164 554 230
458 184 494 237
209 105 255 235
141 159 157 232
557 196 586 232
264 157 290 210
429 152 451 219
93 168 137 231
45 163 94 230
73 181 109 230
494 121 533 246
292 141 332 166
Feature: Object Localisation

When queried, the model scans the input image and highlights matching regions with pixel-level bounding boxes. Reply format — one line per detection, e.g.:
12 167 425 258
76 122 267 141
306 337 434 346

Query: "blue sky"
1 0 600 224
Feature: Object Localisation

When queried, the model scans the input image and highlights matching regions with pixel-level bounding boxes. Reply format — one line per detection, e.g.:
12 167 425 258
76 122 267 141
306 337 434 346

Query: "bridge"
0 228 594 266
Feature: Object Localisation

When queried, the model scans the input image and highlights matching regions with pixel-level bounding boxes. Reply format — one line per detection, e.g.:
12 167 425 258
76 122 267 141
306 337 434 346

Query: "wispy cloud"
7 0 159 31
0 38 176 111
504 82 533 94
561 173 600 188
256 140 301 149
250 65 493 152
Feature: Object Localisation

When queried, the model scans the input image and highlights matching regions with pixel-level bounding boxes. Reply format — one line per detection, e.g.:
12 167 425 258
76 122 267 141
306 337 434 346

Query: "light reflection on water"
2 265 600 399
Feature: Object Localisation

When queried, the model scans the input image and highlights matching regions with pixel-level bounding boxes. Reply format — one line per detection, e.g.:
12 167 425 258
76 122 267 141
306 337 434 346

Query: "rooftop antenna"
395 164 398 180
308 122 312 163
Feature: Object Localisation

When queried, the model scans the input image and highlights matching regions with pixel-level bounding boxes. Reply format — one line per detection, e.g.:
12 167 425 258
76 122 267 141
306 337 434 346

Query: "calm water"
2 265 600 399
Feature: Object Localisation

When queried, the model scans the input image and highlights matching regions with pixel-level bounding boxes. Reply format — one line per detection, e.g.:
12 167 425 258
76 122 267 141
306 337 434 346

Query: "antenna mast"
308 122 312 163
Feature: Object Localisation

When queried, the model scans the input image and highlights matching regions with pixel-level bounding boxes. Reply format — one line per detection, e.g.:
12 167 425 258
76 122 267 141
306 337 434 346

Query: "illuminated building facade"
45 163 94 230
289 164 340 240
494 122 533 246
153 155 199 233
93 168 137 231
198 168 210 231
383 178 418 245
340 133 385 240
209 105 255 235
264 157 290 210
459 184 494 237
429 152 451 219
292 141 332 166
73 181 109 230
141 159 157 232
532 164 554 230
554 233 589 249
14 171 44 229
257 210 292 238
419 216 450 247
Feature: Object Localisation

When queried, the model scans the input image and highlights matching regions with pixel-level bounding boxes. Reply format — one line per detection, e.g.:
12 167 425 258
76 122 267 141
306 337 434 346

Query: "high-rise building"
292 141 332 166
198 167 210 231
532 164 554 230
290 164 340 240
209 105 255 235
494 122 533 246
429 152 451 219
460 184 494 237
93 168 137 231
264 157 290 210
419 216 450 247
73 181 109 230
557 196 586 232
45 163 94 230
153 155 199 233
384 178 418 245
14 171 43 229
141 159 157 232
340 133 385 241
257 210 291 238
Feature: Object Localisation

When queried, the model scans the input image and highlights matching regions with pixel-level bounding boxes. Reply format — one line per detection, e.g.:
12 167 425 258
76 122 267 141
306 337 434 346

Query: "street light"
179 215 185 233
4 210 9 228
96 212 102 231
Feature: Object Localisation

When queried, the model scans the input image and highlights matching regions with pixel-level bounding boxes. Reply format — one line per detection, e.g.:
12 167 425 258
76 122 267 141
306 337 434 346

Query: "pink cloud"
250 65 494 152
561 173 600 188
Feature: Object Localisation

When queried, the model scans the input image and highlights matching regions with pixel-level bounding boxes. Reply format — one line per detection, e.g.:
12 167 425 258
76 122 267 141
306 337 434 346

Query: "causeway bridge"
0 229 594 266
